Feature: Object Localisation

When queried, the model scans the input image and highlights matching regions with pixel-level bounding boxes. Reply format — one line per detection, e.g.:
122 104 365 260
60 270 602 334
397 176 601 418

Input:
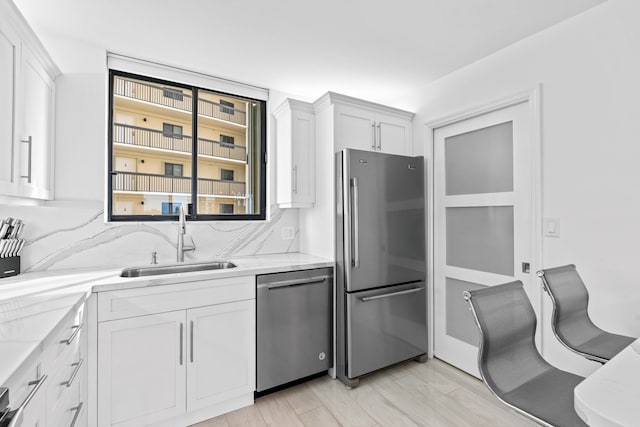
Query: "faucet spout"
177 204 195 262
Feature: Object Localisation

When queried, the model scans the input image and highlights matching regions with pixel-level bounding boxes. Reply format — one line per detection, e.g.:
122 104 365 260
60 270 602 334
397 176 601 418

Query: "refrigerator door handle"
351 177 360 267
360 286 424 302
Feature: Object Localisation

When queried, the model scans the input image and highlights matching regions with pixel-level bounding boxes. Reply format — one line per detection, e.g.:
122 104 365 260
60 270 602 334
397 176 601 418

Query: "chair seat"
571 331 635 361
504 368 587 427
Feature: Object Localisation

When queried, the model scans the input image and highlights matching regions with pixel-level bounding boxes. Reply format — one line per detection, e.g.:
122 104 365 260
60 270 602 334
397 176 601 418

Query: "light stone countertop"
0 252 333 387
574 338 640 426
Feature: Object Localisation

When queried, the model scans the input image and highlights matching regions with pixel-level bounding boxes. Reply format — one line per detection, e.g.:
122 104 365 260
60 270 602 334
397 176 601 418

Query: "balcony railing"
198 98 246 125
112 171 246 197
113 123 192 154
113 124 247 162
114 76 246 125
114 77 193 112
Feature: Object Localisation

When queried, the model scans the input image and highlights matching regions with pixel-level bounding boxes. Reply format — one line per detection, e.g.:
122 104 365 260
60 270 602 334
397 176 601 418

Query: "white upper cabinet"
0 14 20 196
317 92 414 156
0 1 59 200
274 98 316 208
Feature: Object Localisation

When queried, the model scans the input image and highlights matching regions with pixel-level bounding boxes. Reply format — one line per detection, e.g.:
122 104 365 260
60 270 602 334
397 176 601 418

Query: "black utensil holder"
0 256 20 278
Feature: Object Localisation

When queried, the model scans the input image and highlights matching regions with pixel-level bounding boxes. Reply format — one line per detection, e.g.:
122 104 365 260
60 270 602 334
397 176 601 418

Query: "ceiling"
14 0 606 106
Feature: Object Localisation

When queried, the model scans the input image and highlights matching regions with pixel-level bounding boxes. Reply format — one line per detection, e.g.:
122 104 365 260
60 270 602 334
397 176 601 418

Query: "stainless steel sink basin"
120 261 237 277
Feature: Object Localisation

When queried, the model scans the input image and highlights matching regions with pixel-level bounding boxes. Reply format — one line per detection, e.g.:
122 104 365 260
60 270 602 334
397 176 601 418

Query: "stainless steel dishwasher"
256 268 333 392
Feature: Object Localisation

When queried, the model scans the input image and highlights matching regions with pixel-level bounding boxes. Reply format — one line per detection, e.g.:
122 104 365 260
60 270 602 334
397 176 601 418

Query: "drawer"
3 360 47 422
43 303 84 364
98 275 255 321
51 376 83 427
47 346 83 415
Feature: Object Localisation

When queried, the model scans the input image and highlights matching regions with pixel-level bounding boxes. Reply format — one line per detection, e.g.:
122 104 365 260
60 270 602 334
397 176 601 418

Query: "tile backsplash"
0 203 299 272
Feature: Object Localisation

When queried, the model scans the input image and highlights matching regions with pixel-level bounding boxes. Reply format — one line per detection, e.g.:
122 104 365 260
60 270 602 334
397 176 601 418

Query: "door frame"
424 85 543 358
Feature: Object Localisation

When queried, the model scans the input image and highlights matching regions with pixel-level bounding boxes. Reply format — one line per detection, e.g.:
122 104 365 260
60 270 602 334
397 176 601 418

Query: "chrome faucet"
177 204 195 262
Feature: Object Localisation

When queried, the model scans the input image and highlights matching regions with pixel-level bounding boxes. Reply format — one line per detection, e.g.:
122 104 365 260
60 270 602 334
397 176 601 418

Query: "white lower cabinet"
186 301 255 412
98 311 186 427
96 276 255 427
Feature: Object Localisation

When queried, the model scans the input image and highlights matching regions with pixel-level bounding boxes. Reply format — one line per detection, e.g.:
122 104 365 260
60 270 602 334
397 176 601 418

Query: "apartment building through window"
108 68 266 221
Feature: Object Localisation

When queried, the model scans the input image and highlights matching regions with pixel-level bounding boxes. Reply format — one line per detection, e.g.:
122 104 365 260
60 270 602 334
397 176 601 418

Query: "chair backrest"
536 264 604 351
464 281 551 395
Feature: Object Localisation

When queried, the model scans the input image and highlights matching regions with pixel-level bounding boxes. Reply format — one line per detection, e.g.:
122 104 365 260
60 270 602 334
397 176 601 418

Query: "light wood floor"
192 358 539 427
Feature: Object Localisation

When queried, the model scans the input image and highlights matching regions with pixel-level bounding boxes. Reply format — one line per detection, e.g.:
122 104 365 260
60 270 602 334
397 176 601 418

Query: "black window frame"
108 70 267 222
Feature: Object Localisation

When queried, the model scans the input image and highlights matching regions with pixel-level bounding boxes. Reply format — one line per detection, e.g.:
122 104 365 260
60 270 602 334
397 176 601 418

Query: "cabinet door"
98 311 187 427
334 104 376 152
19 44 55 200
290 110 315 207
376 112 412 155
0 19 20 196
186 300 255 412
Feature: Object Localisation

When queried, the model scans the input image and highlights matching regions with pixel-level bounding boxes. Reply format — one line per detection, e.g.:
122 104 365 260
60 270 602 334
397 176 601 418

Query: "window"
162 123 183 139
220 134 235 148
161 202 182 215
163 87 184 101
220 204 234 214
108 69 266 221
220 169 234 181
164 163 183 177
220 100 235 115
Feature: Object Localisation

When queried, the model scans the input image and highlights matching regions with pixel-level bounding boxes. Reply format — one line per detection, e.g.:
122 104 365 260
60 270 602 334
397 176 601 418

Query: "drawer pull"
62 359 84 388
6 374 47 427
69 402 83 427
60 324 83 345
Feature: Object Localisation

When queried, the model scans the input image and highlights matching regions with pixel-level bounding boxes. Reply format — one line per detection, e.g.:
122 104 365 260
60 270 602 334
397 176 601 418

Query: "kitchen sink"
120 261 237 277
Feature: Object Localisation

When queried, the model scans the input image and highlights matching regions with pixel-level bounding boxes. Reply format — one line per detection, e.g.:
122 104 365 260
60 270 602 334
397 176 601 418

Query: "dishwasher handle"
259 276 328 290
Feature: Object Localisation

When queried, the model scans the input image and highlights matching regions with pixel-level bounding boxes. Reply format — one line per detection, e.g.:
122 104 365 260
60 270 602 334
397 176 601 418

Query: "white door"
433 101 536 376
98 311 187 427
186 300 255 411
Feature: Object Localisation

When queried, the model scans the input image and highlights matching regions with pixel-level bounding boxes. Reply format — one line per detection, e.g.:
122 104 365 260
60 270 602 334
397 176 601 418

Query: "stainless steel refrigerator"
335 148 427 387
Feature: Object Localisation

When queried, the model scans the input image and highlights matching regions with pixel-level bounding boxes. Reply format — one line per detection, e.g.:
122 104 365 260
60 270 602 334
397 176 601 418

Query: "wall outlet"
281 226 295 240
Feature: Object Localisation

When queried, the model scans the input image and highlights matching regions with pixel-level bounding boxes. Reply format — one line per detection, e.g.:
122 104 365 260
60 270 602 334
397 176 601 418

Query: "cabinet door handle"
62 359 84 388
376 124 382 150
69 402 84 427
371 123 376 150
179 323 184 366
190 321 194 363
7 374 48 427
60 324 83 345
20 136 32 183
292 165 298 194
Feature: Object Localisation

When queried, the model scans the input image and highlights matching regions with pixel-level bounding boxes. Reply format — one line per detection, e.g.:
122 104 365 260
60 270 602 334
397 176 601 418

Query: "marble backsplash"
0 203 299 272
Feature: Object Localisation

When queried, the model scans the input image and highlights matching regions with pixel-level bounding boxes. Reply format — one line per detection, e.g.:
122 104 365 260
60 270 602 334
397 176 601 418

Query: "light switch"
544 218 560 238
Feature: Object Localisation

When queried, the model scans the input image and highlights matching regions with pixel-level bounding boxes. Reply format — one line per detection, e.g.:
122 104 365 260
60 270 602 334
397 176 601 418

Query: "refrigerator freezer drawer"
346 282 427 379
256 268 333 392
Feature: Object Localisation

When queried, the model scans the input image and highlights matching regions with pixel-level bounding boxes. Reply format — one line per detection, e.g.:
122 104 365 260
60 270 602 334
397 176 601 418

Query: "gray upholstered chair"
537 264 634 364
464 281 587 427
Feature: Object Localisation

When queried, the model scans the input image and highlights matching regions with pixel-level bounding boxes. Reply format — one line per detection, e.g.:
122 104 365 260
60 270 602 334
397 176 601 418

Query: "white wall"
0 35 302 271
408 0 640 375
